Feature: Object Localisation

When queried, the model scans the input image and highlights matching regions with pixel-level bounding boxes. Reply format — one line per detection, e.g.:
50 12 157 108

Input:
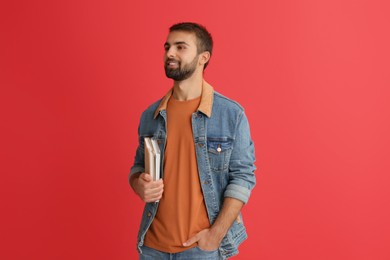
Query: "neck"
172 71 203 101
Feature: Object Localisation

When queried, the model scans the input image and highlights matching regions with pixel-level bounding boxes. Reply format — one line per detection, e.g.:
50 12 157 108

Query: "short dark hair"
169 22 213 69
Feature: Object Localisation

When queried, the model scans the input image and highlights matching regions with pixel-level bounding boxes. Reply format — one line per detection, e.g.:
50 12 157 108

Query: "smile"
166 61 179 68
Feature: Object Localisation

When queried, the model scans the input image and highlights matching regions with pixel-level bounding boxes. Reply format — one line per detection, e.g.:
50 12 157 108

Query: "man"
129 22 256 259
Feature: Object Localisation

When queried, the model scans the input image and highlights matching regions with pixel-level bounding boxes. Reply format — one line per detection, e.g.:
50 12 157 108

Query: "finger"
145 191 163 203
146 179 163 187
144 186 164 199
144 180 164 190
183 234 199 247
145 187 164 202
144 184 163 194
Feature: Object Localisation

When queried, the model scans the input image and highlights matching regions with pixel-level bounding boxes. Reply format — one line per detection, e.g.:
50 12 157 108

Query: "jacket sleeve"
224 111 256 204
128 118 145 184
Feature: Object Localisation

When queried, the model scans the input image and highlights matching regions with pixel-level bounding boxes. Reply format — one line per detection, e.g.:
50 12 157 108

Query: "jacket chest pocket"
207 138 233 172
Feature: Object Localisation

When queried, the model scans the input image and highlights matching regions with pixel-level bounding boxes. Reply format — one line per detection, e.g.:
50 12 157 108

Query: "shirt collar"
153 80 214 119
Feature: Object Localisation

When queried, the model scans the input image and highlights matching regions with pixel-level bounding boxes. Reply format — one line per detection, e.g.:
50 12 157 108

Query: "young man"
129 22 256 259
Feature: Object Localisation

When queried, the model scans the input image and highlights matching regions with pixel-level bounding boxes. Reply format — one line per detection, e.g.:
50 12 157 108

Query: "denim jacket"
130 81 256 258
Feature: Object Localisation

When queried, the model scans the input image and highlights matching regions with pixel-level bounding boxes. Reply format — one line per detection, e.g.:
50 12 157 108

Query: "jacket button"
147 212 152 217
157 140 161 144
198 143 204 147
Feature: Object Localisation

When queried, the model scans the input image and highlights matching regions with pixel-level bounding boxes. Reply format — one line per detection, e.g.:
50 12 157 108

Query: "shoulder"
140 98 162 119
213 91 245 113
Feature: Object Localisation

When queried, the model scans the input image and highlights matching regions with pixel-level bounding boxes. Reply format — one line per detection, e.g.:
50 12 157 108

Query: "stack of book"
144 137 161 181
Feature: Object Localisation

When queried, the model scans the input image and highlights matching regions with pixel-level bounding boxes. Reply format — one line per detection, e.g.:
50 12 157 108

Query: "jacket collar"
153 80 214 119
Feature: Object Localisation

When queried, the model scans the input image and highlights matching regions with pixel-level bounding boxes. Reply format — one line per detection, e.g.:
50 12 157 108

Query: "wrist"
130 172 141 191
209 226 226 243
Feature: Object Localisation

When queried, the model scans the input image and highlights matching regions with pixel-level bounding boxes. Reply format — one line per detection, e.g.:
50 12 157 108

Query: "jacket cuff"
129 166 144 183
224 183 251 204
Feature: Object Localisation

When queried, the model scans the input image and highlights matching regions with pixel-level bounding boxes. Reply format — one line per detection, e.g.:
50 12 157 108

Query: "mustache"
165 58 180 64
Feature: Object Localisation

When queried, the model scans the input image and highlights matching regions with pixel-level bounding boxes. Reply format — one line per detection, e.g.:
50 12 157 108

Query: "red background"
1 0 389 259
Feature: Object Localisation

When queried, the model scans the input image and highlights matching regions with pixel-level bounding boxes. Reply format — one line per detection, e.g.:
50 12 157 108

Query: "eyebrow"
164 41 190 47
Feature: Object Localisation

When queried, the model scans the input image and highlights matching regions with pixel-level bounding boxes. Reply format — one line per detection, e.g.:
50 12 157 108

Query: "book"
144 137 155 178
151 138 161 181
144 137 161 181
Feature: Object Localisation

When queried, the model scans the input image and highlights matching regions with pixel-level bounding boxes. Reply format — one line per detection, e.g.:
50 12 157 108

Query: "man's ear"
199 51 211 66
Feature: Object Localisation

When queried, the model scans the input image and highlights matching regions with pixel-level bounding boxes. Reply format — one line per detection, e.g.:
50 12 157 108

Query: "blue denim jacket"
130 81 256 258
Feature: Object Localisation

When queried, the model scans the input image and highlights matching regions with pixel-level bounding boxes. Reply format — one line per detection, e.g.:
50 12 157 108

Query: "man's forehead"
165 31 197 45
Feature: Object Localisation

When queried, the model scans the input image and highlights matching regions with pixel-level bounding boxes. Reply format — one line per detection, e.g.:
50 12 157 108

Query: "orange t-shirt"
144 96 210 253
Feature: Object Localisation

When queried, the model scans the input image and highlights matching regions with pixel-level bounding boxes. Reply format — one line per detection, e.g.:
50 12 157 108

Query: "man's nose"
166 47 176 58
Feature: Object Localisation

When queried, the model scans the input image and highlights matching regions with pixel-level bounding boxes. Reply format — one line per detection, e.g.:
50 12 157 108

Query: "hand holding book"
130 173 164 203
129 137 163 203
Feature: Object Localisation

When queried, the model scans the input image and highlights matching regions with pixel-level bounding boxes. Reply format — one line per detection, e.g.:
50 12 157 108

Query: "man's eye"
177 45 185 50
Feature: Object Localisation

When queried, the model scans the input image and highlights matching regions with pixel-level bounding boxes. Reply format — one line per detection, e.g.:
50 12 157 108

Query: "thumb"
140 173 152 182
183 233 199 247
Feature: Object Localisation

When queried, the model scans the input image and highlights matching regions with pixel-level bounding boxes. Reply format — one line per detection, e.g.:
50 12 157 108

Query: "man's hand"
183 228 222 251
130 173 164 203
183 198 245 251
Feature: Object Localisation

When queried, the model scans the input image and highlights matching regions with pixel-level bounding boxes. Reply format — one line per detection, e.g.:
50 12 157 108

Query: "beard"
164 56 198 81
